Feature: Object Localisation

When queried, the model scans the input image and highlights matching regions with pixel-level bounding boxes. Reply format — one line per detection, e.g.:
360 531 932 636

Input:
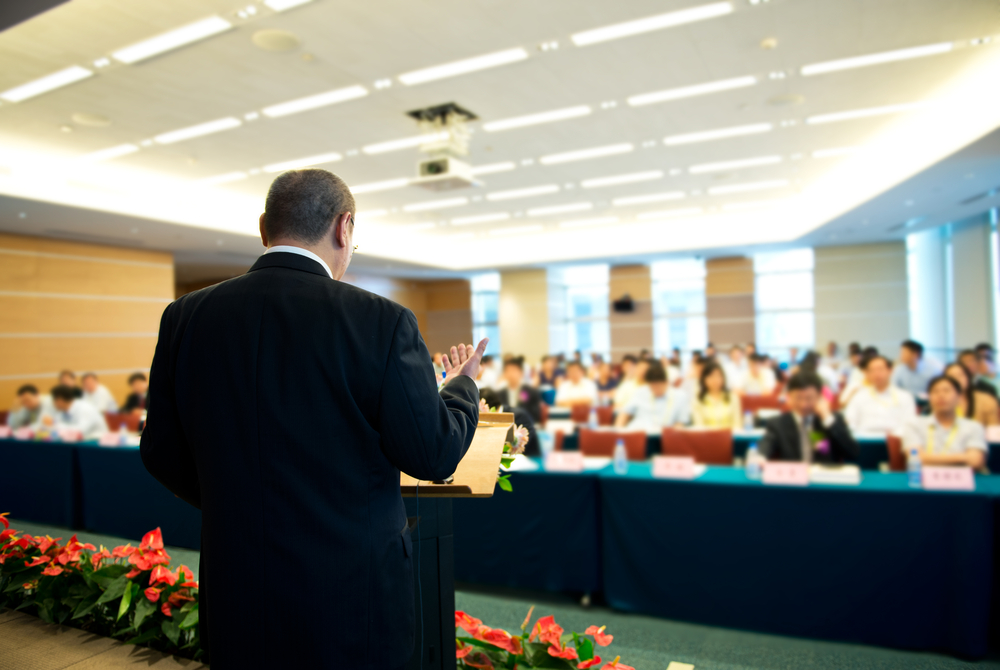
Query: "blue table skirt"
600 464 999 657
0 439 78 528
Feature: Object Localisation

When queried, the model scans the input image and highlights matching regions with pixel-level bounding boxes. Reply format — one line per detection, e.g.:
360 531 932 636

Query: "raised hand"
441 338 489 385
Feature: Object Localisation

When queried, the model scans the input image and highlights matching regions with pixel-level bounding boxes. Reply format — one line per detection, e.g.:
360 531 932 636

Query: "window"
548 265 610 358
471 273 500 356
651 259 707 356
754 249 814 362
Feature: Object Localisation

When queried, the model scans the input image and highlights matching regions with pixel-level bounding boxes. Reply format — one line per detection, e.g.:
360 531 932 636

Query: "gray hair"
263 169 355 245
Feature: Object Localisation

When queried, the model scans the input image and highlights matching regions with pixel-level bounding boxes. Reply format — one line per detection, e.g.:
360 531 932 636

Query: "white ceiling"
0 0 999 274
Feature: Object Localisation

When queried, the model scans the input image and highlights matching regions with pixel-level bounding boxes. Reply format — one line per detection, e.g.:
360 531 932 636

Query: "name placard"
762 461 809 487
544 451 584 473
57 428 83 443
0 426 11 439
98 433 122 447
922 466 975 491
652 456 696 480
12 427 33 441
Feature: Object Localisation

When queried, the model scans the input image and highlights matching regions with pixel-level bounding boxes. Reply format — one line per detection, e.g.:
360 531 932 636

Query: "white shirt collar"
264 245 333 279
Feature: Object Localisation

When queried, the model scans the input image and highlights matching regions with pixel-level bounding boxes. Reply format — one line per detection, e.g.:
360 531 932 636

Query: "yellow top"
692 393 743 430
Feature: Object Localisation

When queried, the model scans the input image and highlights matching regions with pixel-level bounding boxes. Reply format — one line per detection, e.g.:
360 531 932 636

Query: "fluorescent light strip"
78 144 139 163
664 123 772 146
812 147 858 158
559 217 619 229
628 75 756 107
112 16 232 64
801 42 953 76
612 191 685 207
263 151 343 173
0 65 92 103
539 143 633 165
636 207 703 220
198 171 247 185
398 48 529 86
350 178 410 194
407 223 437 231
708 179 789 195
483 105 591 132
470 162 516 176
527 202 592 216
489 225 543 236
264 0 313 11
154 117 241 144
486 185 559 201
402 197 469 213
689 155 782 174
357 209 388 219
451 213 510 226
262 85 368 118
581 170 663 189
806 102 925 125
721 200 781 211
362 132 449 155
571 2 733 46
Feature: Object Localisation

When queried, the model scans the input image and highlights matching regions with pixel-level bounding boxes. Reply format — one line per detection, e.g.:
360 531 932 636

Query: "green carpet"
8 520 1000 670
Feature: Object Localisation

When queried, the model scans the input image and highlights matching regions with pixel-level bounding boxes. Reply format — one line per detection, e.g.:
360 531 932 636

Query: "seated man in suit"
758 371 859 463
120 372 149 415
495 357 542 423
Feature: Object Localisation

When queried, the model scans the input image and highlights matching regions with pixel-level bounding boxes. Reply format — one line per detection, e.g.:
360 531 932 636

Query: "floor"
8 519 1000 670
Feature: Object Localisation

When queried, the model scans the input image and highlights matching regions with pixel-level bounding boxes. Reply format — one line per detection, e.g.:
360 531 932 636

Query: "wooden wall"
499 269 549 363
609 264 653 360
0 233 173 407
705 256 755 347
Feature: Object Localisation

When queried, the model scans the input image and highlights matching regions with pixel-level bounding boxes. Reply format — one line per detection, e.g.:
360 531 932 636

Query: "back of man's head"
51 385 77 403
263 169 355 245
901 339 924 358
787 371 823 394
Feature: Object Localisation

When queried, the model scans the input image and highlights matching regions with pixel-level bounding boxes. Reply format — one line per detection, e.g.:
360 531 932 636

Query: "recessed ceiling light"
469 162 516 175
398 48 529 86
0 65 92 103
71 112 111 127
806 101 925 125
112 16 232 64
612 191 685 207
486 185 559 201
664 123 773 145
812 147 858 158
362 131 450 155
627 75 756 107
93 58 111 68
489 224 544 236
558 216 619 229
689 156 782 173
264 0 313 11
721 200 781 211
801 42 953 76
403 197 469 213
636 207 703 220
350 178 410 194
78 143 139 162
571 2 733 46
154 117 241 144
539 143 633 165
483 105 591 132
198 171 248 185
244 111 260 121
527 202 593 216
581 170 663 188
708 179 789 195
262 85 368 118
263 151 343 173
452 212 511 225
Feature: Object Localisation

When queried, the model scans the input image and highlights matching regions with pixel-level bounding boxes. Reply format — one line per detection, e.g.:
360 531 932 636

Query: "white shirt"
845 385 917 435
901 415 987 456
82 384 118 414
613 379 639 408
45 400 108 440
264 246 333 279
624 386 690 431
476 365 500 391
741 368 776 396
556 378 598 406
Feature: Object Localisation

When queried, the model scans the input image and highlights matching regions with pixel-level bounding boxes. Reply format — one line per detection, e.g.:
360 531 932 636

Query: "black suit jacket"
496 385 542 424
121 392 147 413
758 412 859 463
140 252 479 669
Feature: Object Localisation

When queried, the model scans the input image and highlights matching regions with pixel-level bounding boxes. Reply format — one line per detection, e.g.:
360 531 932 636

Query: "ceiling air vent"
959 186 1000 206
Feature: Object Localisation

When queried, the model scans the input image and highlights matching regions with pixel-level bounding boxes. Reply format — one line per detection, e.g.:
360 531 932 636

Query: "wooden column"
609 264 652 360
705 257 755 348
499 269 549 362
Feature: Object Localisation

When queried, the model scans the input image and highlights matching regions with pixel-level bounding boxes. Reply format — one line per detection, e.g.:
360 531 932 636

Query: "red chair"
540 403 549 428
596 406 614 426
0 411 7 426
740 395 782 413
887 434 906 472
104 413 140 432
570 404 592 424
661 428 733 465
578 429 646 460
554 431 565 451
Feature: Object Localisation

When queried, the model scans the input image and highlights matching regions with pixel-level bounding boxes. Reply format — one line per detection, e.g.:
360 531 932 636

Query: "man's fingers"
458 344 469 365
450 346 459 367
441 354 452 372
473 338 489 360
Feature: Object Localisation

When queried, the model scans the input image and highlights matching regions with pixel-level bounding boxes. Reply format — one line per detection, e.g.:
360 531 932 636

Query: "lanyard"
926 422 959 455
869 386 898 408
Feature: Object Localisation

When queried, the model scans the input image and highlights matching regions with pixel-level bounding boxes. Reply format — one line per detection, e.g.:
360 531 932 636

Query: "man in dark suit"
758 371 858 463
140 169 485 670
120 372 149 414
495 356 542 424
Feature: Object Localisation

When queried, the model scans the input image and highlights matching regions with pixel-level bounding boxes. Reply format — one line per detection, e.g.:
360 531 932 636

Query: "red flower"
25 556 51 568
160 602 172 617
41 566 63 576
456 640 474 659
0 528 16 543
482 628 523 655
144 587 161 603
585 625 614 646
578 658 603 669
35 535 59 553
521 605 535 631
601 657 634 670
149 565 178 587
167 591 195 608
463 651 495 669
0 512 8 529
91 547 112 570
455 611 483 635
548 643 578 660
177 565 197 587
532 615 564 647
111 544 135 559
125 568 141 579
140 528 164 551
22 581 37 590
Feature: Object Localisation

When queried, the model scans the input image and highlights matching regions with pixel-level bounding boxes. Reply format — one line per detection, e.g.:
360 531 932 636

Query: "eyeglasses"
348 214 358 254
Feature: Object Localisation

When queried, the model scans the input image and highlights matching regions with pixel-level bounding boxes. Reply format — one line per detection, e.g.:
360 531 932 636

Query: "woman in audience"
691 360 742 430
944 362 999 427
534 355 563 389
902 375 987 472
595 362 618 405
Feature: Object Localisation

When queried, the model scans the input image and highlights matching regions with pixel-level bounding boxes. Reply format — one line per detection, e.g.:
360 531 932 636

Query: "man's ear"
333 212 351 249
259 213 269 248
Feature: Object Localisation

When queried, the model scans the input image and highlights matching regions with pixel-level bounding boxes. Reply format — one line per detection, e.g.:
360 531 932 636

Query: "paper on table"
986 425 1000 443
583 456 612 471
502 454 540 472
545 419 576 434
808 464 861 485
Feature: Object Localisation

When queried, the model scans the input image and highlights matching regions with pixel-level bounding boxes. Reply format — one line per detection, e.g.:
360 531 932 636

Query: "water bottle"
539 430 555 459
745 445 762 480
588 407 598 429
613 439 628 475
743 411 754 431
907 448 922 488
118 424 129 446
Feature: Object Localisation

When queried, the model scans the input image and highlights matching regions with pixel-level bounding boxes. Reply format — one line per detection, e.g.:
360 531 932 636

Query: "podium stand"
401 412 512 670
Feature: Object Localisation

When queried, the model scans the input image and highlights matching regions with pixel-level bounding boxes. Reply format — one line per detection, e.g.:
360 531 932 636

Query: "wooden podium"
401 412 512 670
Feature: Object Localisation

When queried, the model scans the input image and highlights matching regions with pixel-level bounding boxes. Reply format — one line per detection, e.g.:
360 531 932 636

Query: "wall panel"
705 257 754 347
610 265 652 359
499 269 549 363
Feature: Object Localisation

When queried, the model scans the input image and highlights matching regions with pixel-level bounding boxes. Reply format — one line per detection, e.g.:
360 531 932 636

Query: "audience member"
844 355 916 435
891 340 937 398
58 370 84 399
958 349 997 399
43 384 108 439
535 355 564 388
668 348 682 369
704 343 717 359
587 353 604 380
722 346 747 391
496 357 542 423
691 360 742 430
840 346 880 405
431 352 445 380
758 371 858 463
825 341 842 369
614 360 690 431
612 355 641 408
476 355 499 390
742 354 777 396
944 362 999 427
81 372 118 414
555 361 598 407
839 342 863 389
902 376 987 472
121 372 149 414
595 362 618 404
6 385 53 429
745 343 757 357
975 343 998 396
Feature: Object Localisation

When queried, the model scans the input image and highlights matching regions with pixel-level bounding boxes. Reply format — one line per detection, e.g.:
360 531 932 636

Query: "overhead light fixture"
708 179 789 195
362 131 450 155
398 48 529 86
581 170 663 189
357 209 388 219
402 197 469 212
559 216 619 229
812 147 858 158
527 202 592 216
0 65 92 103
198 171 248 185
636 207 703 220
350 178 410 194
470 162 516 176
627 75 756 107
689 155 782 173
406 222 437 231
264 0 313 11
486 185 559 201
263 151 343 173
262 85 368 118
452 212 510 225
112 16 232 64
154 117 241 144
612 191 685 207
721 200 781 211
571 2 733 46
801 42 953 76
807 102 925 125
489 225 544 236
664 123 772 145
78 143 139 163
483 105 591 132
539 143 633 165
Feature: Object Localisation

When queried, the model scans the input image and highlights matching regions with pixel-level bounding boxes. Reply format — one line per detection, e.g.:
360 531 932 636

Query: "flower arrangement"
480 398 530 492
456 607 634 670
0 513 201 660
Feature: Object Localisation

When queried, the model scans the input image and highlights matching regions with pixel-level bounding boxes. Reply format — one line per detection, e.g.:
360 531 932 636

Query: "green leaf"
72 596 99 620
178 606 199 630
498 475 513 492
91 565 129 589
124 627 161 646
501 457 515 468
133 594 156 629
97 575 129 605
117 582 136 622
161 619 180 646
521 642 576 669
574 636 594 662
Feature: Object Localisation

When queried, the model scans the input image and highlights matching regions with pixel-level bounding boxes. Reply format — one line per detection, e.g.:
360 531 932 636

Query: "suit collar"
248 251 331 279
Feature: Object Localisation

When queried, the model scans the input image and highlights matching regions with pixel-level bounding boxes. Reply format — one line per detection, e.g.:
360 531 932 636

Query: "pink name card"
762 462 809 487
13 427 33 441
545 451 584 473
922 466 975 491
652 456 696 480
57 428 83 443
98 433 121 447
0 426 11 439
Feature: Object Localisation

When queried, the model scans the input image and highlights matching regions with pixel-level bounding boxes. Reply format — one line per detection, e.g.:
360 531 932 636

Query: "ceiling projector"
407 102 482 192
